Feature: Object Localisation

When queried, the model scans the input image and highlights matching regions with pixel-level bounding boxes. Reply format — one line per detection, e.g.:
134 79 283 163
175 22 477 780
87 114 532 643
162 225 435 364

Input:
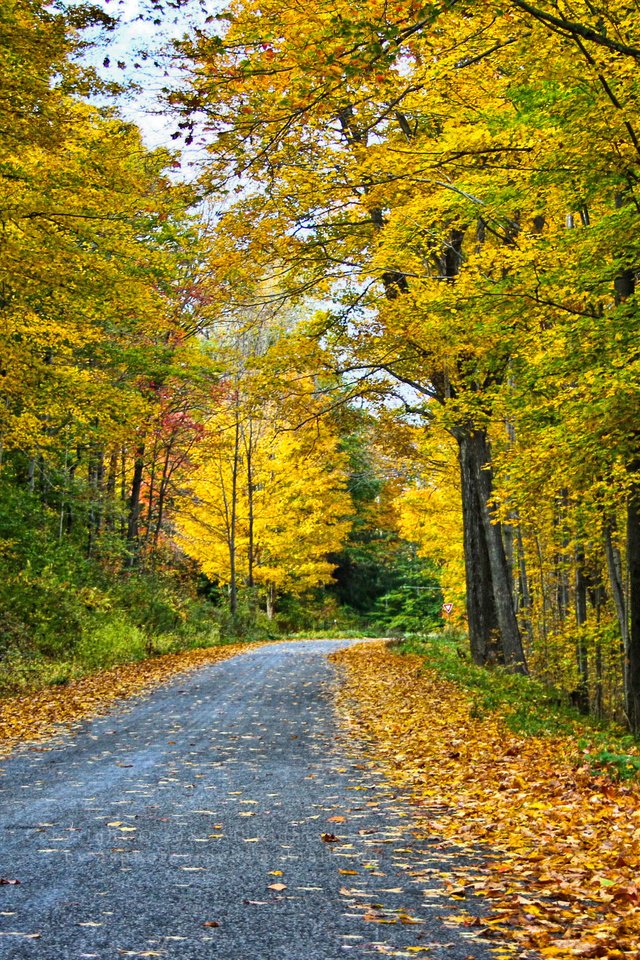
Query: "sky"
82 0 213 159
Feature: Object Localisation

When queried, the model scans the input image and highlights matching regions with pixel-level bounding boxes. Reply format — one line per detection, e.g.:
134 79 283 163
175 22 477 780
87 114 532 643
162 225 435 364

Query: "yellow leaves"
334 642 640 958
175 376 352 600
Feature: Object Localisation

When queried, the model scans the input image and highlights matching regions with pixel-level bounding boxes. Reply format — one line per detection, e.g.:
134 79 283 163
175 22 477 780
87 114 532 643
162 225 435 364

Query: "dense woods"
2 0 640 728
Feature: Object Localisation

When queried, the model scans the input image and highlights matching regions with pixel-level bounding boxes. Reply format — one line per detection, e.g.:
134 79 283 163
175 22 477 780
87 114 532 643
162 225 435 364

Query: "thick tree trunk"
466 427 528 673
627 469 640 732
456 430 500 665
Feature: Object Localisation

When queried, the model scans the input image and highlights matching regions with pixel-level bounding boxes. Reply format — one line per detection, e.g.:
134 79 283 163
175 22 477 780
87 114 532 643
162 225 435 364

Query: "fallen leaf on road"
0 643 256 757
0 932 41 939
333 642 640 958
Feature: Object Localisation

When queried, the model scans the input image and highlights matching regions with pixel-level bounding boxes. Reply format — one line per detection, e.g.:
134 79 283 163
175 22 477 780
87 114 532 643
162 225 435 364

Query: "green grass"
0 615 224 696
286 627 388 640
396 632 640 778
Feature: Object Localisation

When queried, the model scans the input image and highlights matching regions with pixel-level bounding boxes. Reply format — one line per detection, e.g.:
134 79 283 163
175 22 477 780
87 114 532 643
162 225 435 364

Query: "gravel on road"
0 640 494 960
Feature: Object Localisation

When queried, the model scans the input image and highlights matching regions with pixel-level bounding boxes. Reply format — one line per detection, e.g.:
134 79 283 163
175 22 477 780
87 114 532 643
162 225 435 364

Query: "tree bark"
627 467 640 731
105 451 118 533
604 518 629 705
228 417 240 616
574 544 590 714
456 429 500 665
467 426 528 673
266 583 275 620
152 444 173 565
515 521 535 646
244 421 255 589
126 445 145 567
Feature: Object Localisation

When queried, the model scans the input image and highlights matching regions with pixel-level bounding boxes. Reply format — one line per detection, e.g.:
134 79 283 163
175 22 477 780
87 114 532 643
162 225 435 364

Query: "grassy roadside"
0 640 257 757
399 633 640 779
332 639 640 959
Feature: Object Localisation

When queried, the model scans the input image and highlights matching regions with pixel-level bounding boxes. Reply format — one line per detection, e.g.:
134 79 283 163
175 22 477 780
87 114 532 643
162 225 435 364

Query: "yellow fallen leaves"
0 643 255 757
333 642 640 959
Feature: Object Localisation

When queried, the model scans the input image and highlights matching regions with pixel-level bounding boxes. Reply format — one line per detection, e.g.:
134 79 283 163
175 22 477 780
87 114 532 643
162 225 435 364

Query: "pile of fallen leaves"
0 643 254 757
332 642 640 959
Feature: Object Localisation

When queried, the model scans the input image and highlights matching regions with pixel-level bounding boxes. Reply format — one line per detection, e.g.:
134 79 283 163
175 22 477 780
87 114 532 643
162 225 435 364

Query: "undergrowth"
397 632 640 779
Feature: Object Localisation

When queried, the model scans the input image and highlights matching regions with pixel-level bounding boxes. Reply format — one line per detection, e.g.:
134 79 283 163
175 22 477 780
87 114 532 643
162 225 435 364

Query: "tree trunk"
467 427 528 673
228 418 240 616
574 544 590 714
626 467 640 732
456 430 500 665
515 521 535 647
152 445 173 564
244 421 255 589
144 437 160 546
87 448 104 558
105 451 118 532
126 445 145 567
266 584 275 620
604 517 629 700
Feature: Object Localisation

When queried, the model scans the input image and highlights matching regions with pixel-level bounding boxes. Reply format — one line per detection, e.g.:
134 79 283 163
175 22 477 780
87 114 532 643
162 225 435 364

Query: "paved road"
0 641 492 959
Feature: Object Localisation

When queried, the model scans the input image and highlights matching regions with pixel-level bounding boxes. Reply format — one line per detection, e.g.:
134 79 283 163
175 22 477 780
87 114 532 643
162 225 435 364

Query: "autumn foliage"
335 642 640 958
169 0 640 725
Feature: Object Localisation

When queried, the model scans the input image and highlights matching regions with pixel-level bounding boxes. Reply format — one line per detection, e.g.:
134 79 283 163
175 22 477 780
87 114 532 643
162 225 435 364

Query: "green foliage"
0 471 223 693
371 550 442 633
210 594 279 643
397 633 632 746
585 750 640 781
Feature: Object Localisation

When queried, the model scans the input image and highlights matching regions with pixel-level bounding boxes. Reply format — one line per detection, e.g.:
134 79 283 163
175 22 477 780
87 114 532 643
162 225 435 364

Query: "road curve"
0 640 492 959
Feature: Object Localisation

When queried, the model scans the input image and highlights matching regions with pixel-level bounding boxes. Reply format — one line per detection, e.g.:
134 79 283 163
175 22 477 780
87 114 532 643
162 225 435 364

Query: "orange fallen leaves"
333 642 640 959
0 643 255 757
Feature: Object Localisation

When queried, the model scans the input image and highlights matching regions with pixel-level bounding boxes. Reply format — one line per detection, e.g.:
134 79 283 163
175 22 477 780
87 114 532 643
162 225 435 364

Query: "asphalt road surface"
0 640 494 960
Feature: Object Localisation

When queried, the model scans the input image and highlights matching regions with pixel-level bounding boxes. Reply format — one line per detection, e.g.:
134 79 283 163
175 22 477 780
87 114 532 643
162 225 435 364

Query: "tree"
176 372 352 616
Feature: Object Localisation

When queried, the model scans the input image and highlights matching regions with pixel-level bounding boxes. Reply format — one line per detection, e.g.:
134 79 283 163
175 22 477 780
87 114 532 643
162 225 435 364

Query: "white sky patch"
77 0 221 163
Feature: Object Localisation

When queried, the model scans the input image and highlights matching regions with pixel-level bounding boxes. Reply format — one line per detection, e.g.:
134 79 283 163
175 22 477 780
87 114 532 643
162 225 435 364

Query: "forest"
2 0 640 730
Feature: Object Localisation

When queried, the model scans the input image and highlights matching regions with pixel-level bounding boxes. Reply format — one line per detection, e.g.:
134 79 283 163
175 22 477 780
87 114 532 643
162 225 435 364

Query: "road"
0 640 492 959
